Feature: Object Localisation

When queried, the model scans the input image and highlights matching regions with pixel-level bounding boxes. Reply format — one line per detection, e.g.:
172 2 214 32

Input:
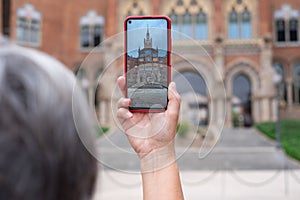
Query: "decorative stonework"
160 0 213 40
225 61 260 95
118 0 151 31
161 0 211 15
274 4 299 20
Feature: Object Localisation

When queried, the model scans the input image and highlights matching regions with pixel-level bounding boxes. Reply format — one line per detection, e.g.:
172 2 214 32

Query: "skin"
117 76 184 200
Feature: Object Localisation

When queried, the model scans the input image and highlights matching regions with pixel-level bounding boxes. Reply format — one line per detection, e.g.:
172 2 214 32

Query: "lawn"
256 119 300 162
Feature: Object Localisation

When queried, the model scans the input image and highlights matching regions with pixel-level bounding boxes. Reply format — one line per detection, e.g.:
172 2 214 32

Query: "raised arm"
117 76 184 200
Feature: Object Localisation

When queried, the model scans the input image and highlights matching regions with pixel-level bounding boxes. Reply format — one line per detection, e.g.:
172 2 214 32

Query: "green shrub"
177 123 190 138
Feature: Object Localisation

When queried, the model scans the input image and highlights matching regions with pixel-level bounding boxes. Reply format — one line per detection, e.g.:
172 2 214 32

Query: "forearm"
141 162 183 200
140 144 184 200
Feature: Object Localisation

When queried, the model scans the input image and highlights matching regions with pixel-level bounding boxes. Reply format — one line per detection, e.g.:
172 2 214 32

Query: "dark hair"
0 45 98 200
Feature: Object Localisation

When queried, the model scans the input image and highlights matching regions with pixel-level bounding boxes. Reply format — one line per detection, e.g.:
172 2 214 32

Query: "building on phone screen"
2 0 300 130
127 26 168 88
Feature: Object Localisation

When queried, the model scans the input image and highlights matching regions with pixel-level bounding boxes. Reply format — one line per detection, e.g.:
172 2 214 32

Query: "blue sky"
126 18 168 57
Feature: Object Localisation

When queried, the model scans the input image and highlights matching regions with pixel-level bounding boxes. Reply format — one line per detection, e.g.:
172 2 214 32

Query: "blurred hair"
0 43 98 200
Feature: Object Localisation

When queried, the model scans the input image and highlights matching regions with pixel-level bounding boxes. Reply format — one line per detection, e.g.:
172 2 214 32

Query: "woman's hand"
116 76 181 161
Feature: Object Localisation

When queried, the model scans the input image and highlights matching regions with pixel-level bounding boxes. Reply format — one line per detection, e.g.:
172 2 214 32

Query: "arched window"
275 19 286 42
293 63 300 104
169 9 179 40
229 8 239 39
168 3 208 41
274 4 299 43
228 7 252 39
195 9 208 40
2 0 11 36
16 4 41 46
182 9 193 38
289 18 299 42
241 8 251 39
80 10 104 49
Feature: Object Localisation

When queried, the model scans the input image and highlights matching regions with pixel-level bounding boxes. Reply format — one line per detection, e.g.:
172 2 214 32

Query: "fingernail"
170 82 176 90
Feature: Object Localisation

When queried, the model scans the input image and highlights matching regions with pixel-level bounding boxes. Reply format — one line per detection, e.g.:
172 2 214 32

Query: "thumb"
167 82 181 121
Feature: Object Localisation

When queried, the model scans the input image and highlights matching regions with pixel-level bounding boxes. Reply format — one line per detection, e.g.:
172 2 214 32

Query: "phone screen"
125 17 170 111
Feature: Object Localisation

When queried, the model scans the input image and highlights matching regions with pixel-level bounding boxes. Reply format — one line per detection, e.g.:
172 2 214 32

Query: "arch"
172 59 217 97
173 70 207 95
226 62 259 127
173 71 209 126
225 61 260 97
232 74 252 106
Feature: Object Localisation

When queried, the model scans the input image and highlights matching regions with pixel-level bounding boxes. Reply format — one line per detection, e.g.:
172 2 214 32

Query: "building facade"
1 0 300 129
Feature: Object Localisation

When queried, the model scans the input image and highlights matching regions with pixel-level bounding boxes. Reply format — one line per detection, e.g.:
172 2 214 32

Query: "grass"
256 119 300 161
98 127 109 137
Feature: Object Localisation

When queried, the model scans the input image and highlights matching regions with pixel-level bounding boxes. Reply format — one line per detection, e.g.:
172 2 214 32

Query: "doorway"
232 74 253 127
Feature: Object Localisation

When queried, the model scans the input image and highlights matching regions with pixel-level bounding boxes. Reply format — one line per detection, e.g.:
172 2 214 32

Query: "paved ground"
93 169 300 200
97 128 300 171
93 128 300 199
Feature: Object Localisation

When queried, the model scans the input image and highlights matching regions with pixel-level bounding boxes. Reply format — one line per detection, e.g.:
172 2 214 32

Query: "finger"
117 107 133 120
116 108 137 131
167 82 181 121
118 98 131 109
117 76 126 97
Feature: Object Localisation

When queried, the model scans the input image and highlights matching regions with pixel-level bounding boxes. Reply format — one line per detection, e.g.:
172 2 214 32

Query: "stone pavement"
93 128 300 199
93 170 300 200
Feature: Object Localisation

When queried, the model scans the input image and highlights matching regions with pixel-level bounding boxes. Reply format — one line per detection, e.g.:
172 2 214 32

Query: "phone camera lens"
129 20 132 24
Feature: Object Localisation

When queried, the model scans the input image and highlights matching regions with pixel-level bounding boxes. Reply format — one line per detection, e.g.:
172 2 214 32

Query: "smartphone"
124 16 171 112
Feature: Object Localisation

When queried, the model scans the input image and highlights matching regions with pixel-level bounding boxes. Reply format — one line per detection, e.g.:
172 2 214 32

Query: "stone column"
260 98 271 122
226 97 232 127
259 35 274 122
252 96 260 123
214 36 224 81
286 78 293 107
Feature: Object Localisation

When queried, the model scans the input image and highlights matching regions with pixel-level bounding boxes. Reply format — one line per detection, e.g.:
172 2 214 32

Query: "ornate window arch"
227 0 252 39
125 0 146 16
165 0 210 40
274 4 299 43
80 10 105 49
118 0 151 31
16 4 42 46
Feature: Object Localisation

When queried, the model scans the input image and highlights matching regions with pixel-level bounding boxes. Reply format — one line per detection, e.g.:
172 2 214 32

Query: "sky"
126 18 168 57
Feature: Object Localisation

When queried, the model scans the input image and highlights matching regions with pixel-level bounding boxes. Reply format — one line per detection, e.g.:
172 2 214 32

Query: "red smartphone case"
124 15 172 113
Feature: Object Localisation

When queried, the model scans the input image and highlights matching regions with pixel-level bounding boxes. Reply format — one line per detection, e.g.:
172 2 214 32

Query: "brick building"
1 0 300 129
